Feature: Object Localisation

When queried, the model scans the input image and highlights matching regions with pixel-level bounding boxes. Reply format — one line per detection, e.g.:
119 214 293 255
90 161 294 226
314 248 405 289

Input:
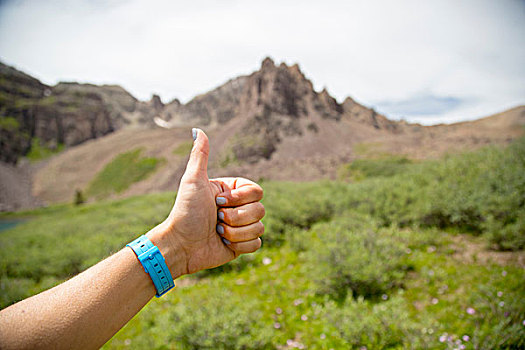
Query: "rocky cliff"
0 62 160 164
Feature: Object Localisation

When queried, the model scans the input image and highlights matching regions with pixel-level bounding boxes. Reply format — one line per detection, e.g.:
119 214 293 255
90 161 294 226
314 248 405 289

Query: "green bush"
304 216 408 300
338 156 412 181
321 294 434 349
261 181 344 246
25 137 65 161
339 138 525 250
167 291 274 349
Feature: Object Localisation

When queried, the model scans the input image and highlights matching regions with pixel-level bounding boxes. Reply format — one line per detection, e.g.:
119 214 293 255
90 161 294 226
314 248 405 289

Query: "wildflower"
273 322 281 329
262 257 272 265
462 335 470 342
301 314 308 321
405 248 412 254
439 334 447 343
320 333 326 340
466 307 476 315
431 298 439 305
502 270 507 276
381 294 388 300
427 245 436 253
293 298 303 306
499 301 505 307
275 307 283 315
497 291 503 297
459 345 466 350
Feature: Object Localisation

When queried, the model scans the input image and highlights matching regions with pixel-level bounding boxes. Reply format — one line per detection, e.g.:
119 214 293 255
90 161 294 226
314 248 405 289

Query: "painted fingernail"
218 211 225 220
216 224 224 235
222 237 231 245
216 197 227 205
192 128 198 141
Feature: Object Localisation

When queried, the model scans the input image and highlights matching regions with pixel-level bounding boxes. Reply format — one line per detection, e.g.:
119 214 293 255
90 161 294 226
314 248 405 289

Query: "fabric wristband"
126 235 175 297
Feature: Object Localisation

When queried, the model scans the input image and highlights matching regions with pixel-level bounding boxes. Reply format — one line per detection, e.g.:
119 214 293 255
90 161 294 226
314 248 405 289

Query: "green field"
1 139 524 349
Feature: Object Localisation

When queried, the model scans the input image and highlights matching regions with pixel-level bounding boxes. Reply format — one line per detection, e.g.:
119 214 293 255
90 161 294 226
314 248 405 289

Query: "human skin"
0 129 265 349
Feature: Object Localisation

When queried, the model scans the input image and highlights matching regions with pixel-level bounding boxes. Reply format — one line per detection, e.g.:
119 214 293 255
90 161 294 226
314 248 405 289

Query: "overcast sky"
0 0 523 124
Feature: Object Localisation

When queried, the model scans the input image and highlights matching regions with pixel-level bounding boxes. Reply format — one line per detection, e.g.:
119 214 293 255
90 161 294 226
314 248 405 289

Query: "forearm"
0 226 184 350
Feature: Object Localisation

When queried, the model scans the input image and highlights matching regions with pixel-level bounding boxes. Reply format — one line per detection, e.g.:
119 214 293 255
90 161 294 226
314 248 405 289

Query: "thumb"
184 128 209 179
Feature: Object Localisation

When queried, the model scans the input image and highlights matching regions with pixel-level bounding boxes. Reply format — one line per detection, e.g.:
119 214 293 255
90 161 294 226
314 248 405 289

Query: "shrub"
261 181 344 246
339 138 525 250
320 294 434 349
74 189 85 205
167 291 274 349
338 156 412 181
304 216 408 300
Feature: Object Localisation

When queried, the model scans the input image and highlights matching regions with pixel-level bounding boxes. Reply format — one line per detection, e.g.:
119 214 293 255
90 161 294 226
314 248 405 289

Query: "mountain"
1 58 524 211
0 62 160 164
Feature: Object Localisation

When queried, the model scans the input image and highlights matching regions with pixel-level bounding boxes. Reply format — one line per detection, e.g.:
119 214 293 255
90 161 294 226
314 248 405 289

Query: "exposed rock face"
0 62 159 164
0 63 46 163
341 96 402 132
159 76 247 128
216 57 396 163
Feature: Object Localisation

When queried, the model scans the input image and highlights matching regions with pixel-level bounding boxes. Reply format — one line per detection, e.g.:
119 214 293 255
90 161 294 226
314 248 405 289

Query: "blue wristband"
127 235 175 297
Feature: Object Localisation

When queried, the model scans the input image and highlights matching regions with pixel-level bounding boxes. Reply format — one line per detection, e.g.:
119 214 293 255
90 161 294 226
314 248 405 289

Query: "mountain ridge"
0 58 524 211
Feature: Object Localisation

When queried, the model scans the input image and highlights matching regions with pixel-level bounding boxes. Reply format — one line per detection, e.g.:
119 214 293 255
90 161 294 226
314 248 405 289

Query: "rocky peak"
261 56 275 70
149 94 164 111
314 88 343 120
238 59 314 119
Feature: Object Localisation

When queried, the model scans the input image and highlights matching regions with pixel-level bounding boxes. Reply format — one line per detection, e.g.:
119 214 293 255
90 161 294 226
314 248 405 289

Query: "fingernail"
216 224 224 235
216 197 226 205
222 237 231 245
192 128 198 141
218 211 224 220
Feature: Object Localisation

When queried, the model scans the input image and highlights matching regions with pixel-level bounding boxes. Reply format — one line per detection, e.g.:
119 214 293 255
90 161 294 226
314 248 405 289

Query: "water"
0 220 24 232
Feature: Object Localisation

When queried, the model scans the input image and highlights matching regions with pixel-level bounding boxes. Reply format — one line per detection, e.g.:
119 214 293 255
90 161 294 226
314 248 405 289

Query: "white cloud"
0 0 523 124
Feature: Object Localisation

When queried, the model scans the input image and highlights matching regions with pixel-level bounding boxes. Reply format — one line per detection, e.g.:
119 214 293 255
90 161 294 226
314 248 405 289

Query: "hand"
148 129 265 277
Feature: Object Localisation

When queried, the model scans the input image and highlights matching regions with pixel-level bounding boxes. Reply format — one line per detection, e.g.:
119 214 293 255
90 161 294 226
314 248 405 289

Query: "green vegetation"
338 156 413 181
86 148 165 199
172 141 193 156
0 138 524 348
25 138 65 162
0 117 20 132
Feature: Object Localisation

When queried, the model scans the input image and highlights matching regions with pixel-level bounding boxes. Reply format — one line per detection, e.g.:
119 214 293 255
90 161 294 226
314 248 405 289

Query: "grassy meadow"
0 138 524 349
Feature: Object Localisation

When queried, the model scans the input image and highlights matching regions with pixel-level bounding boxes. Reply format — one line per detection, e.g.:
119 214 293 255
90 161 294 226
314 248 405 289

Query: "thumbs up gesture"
146 128 265 278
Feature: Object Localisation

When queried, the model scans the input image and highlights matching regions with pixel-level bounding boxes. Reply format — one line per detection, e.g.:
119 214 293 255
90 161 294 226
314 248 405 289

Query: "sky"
0 0 523 125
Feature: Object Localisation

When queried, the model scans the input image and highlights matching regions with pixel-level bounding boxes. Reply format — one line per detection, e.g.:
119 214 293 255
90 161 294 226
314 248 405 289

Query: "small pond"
0 219 25 232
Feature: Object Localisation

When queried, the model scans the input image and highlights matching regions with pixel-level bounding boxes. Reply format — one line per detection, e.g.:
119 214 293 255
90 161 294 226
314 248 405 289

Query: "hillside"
1 58 524 210
0 62 162 164
1 140 524 347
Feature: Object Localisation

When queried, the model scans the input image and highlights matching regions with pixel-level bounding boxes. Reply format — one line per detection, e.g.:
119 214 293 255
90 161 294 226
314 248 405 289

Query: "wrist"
146 222 188 279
